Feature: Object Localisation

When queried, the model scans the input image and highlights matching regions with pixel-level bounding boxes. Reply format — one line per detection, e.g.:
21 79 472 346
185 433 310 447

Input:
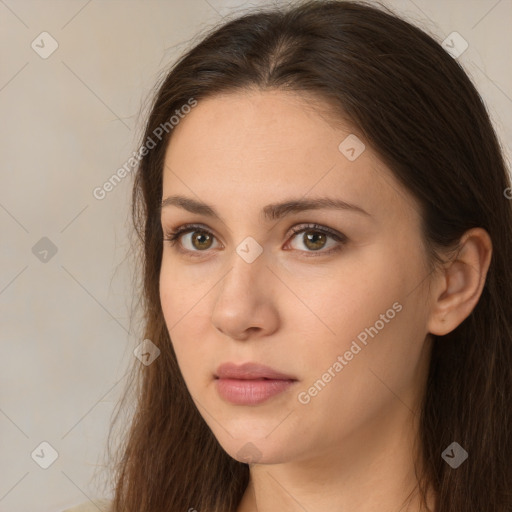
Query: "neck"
236 399 435 512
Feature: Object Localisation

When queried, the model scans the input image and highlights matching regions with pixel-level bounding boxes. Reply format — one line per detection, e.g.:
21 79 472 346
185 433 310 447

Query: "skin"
158 89 492 512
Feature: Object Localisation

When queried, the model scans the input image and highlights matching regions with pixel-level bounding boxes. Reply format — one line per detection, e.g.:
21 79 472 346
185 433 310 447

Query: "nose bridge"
211 222 279 340
220 237 266 296
234 234 265 266
210 238 276 338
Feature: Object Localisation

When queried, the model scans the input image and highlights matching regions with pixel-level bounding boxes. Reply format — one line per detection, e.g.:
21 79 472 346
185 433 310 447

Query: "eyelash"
162 223 347 258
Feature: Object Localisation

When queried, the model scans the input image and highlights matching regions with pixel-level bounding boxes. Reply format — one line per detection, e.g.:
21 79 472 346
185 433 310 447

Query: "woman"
65 0 512 510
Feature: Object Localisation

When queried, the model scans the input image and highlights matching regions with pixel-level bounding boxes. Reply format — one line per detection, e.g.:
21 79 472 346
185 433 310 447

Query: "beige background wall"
0 1 510 511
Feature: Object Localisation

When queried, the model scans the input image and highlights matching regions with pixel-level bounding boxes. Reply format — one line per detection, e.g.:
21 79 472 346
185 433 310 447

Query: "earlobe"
427 227 492 336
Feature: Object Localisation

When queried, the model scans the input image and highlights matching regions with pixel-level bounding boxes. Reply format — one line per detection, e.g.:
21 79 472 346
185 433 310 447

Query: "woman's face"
159 89 435 465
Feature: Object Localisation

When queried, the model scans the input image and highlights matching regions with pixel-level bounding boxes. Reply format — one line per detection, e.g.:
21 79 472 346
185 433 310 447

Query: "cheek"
285 252 403 349
159 264 200 364
292 300 426 449
159 256 211 327
290 243 428 385
294 258 429 424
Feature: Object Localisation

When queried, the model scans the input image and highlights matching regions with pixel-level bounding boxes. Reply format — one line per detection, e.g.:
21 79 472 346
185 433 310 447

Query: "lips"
215 362 297 381
214 362 298 405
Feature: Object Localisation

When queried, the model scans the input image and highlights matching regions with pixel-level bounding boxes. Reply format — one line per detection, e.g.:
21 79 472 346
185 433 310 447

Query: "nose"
211 249 280 341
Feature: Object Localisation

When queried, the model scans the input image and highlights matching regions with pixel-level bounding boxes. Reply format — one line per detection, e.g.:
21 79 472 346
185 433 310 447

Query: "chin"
212 428 295 465
230 441 286 465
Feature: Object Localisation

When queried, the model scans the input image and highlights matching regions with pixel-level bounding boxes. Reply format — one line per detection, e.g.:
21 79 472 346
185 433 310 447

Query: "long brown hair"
103 1 512 510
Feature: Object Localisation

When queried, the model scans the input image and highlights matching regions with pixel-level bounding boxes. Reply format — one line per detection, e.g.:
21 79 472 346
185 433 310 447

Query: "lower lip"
215 378 296 405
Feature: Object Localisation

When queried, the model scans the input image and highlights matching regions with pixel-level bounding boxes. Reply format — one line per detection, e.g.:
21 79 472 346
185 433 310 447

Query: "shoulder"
61 499 112 512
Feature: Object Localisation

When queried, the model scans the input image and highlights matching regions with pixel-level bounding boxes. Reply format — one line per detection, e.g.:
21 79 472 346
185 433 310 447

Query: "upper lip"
215 362 297 380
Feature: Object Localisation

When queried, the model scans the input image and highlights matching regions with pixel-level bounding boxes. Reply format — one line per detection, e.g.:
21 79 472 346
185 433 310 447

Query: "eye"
285 223 347 255
162 222 347 257
163 224 220 256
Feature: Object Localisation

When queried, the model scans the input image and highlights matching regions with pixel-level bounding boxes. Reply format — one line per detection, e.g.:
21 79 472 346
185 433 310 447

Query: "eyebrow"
159 194 371 222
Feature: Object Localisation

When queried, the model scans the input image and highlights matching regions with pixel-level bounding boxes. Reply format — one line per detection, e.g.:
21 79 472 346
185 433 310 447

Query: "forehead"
161 89 418 223
165 89 347 164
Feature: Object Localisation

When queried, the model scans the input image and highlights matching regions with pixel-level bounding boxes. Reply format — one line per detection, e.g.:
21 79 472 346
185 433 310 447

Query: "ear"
427 227 492 336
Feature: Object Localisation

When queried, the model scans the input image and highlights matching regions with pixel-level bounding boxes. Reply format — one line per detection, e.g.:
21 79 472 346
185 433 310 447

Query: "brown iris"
302 230 327 251
191 231 214 250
